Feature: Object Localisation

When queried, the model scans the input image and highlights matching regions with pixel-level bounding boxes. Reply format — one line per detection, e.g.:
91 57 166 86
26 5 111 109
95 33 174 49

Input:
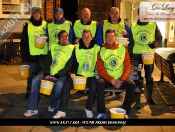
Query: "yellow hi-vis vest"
103 20 125 42
48 21 71 50
28 21 48 55
100 45 125 80
73 20 97 38
75 44 100 77
131 22 156 54
50 44 74 76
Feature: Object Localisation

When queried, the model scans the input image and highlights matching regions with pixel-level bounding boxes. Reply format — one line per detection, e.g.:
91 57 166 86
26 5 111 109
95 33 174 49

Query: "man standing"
129 8 162 105
73 8 98 43
46 7 73 50
20 7 48 99
96 29 135 119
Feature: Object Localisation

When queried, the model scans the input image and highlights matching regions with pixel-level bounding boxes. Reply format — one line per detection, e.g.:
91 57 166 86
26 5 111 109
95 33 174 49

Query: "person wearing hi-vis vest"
67 29 100 118
73 8 98 43
95 29 135 119
20 7 48 99
129 8 162 105
45 7 73 50
24 30 75 117
96 7 131 101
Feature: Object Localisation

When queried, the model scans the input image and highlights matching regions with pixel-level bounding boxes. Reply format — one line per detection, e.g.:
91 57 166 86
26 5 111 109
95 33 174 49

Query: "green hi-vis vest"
131 22 156 54
75 44 100 77
100 45 125 80
28 21 48 55
50 44 74 76
103 20 125 42
73 20 97 38
48 21 71 50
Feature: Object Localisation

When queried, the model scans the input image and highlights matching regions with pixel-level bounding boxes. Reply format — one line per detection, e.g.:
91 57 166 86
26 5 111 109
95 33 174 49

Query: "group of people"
20 6 162 119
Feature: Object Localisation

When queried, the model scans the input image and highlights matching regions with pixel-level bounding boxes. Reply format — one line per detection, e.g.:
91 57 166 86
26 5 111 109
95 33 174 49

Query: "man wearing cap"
20 7 48 99
46 7 74 50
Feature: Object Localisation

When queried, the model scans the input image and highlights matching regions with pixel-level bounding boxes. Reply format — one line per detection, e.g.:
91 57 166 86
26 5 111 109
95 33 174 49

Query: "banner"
0 119 175 126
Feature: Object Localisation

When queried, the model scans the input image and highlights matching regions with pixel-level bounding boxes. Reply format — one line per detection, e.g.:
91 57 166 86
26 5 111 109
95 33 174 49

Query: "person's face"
82 32 92 46
59 32 69 46
110 8 120 22
81 9 91 23
55 12 63 20
140 9 147 20
106 32 116 45
32 12 41 20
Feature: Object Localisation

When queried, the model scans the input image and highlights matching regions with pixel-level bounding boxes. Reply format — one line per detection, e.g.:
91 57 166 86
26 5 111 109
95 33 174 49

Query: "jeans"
26 62 39 93
27 73 67 110
97 78 135 114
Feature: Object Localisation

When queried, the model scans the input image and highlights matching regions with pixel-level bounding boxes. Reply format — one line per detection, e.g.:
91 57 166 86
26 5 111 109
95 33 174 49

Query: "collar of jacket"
108 17 122 24
79 38 96 49
137 19 149 25
80 19 92 25
54 17 65 24
103 42 119 49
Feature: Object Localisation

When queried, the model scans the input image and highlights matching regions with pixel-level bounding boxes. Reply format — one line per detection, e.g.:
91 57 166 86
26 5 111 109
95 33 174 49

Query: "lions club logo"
109 57 117 68
139 33 148 42
83 61 90 72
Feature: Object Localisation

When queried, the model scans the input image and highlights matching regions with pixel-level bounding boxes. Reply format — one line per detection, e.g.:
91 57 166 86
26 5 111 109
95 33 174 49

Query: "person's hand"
120 30 128 35
45 75 51 79
50 77 57 81
70 73 76 79
111 79 123 88
75 38 80 43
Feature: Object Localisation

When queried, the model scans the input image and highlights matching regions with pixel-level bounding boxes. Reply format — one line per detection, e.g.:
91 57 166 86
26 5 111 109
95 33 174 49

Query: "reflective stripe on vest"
100 45 125 80
103 20 125 42
73 20 97 38
28 21 48 55
50 44 74 75
75 44 100 77
131 22 156 54
48 21 70 50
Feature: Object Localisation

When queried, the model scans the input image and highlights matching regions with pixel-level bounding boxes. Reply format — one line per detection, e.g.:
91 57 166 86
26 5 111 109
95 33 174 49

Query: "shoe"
48 106 55 112
115 93 124 102
53 111 66 119
95 113 106 119
124 114 129 119
24 110 38 117
85 109 93 118
147 99 156 105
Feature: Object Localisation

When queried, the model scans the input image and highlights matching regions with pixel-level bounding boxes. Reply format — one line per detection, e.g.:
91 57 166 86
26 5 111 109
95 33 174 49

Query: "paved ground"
0 62 175 132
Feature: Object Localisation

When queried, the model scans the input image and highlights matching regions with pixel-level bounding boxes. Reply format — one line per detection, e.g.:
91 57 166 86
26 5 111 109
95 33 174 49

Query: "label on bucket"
142 56 153 60
36 39 45 44
73 79 86 84
20 71 24 75
41 83 53 89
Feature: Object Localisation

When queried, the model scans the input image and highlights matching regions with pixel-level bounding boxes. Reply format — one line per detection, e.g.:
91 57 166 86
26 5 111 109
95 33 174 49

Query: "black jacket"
42 46 75 78
71 39 97 74
128 19 162 55
20 19 46 63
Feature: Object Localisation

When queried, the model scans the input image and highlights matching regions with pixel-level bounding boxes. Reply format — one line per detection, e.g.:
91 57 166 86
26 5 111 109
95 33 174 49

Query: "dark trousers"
97 78 135 114
58 76 97 112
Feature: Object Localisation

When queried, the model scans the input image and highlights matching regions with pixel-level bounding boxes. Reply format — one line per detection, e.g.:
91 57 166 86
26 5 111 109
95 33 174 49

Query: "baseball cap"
54 7 64 15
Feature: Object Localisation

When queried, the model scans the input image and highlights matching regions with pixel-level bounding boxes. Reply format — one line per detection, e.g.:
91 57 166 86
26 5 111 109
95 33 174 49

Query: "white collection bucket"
110 108 126 119
39 80 54 95
141 51 155 65
72 76 87 90
34 35 47 49
18 65 30 79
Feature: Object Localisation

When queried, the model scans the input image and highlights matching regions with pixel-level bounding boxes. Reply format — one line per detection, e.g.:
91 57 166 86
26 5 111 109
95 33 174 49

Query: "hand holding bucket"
34 34 47 49
39 78 55 95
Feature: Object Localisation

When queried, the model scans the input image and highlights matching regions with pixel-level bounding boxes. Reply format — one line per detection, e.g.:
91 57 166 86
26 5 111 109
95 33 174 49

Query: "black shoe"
147 99 156 105
25 93 30 99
